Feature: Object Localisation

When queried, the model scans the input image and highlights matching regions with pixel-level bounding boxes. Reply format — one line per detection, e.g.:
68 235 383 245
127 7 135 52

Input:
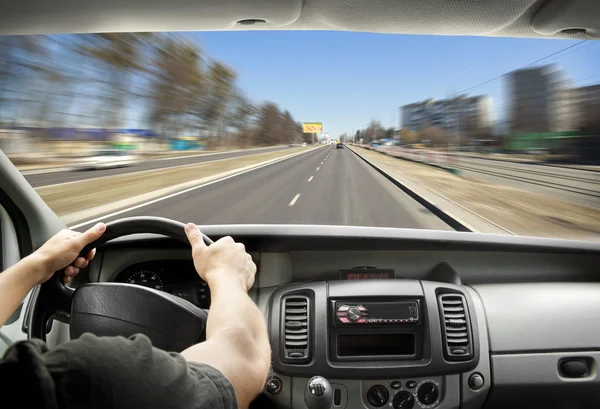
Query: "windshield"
3 33 599 241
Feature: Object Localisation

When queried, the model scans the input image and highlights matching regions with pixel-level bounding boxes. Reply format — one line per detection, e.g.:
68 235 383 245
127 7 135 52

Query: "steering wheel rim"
27 216 213 344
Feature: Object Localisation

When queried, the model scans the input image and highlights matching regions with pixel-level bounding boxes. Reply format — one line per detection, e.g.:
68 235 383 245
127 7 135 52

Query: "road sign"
303 122 322 133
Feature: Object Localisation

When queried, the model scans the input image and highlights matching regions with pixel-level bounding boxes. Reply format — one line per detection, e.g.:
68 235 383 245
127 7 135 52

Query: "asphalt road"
452 156 600 207
72 146 452 230
25 146 289 188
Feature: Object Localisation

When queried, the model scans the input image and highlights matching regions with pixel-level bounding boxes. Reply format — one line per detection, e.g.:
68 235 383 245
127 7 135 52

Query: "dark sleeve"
1 334 237 409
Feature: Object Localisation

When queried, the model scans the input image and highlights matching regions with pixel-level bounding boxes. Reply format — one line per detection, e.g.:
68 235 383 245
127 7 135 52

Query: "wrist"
22 253 50 285
204 268 248 293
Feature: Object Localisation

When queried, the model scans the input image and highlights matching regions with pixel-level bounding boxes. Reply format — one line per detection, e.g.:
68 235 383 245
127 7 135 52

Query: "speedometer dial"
124 270 165 291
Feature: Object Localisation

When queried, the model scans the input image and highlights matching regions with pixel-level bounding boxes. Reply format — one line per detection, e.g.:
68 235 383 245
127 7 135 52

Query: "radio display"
340 269 394 280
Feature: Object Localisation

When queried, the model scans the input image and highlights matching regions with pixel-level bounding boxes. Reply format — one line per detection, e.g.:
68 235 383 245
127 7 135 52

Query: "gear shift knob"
305 376 333 409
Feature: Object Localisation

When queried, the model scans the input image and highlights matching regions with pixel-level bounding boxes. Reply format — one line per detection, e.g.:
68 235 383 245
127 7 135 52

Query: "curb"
66 146 324 228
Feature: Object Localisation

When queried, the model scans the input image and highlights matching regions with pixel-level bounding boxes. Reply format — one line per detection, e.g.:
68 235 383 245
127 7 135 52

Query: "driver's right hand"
184 223 256 292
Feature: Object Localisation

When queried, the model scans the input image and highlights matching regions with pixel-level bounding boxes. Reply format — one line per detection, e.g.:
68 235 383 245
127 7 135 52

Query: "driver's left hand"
31 223 106 284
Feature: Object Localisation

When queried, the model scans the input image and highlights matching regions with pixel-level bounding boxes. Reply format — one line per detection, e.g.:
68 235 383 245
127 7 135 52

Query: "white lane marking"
288 193 301 207
68 147 324 229
316 167 320 171
321 161 323 164
307 176 314 182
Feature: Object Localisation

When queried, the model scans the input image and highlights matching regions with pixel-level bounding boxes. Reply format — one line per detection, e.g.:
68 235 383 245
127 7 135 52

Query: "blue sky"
120 32 598 136
186 31 598 137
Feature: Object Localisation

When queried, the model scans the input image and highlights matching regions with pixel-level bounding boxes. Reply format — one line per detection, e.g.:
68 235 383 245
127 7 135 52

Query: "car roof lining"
0 0 597 38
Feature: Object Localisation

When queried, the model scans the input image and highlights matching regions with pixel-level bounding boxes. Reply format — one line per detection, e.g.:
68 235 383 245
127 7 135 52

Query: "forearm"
181 275 270 409
0 255 43 327
205 277 269 350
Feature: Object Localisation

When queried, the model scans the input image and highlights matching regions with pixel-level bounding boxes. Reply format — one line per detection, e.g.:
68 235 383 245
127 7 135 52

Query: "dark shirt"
0 333 237 409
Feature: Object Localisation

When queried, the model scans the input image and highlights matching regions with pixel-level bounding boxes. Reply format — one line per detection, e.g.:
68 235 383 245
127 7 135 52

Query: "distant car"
75 149 139 170
336 141 343 149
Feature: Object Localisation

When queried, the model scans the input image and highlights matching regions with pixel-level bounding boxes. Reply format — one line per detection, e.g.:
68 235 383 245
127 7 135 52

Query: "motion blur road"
25 146 289 188
72 146 452 230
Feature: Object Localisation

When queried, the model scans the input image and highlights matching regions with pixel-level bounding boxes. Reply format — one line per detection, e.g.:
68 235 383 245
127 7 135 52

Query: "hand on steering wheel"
185 223 256 292
31 223 106 284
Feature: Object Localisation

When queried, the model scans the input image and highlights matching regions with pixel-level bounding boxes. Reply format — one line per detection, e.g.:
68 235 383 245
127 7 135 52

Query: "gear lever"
304 376 333 409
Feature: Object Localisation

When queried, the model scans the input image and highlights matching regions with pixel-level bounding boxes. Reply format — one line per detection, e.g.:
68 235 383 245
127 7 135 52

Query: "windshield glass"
3 33 599 241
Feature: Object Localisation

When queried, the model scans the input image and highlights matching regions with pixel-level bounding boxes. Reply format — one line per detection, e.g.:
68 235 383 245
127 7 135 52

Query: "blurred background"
0 33 310 168
1 32 598 241
348 64 600 164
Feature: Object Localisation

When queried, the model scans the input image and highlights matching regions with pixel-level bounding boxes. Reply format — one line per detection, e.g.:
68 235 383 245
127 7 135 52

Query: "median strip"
36 146 319 226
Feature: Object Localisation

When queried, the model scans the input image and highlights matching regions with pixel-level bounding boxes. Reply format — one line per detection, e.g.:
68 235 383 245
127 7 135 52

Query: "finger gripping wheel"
27 217 213 352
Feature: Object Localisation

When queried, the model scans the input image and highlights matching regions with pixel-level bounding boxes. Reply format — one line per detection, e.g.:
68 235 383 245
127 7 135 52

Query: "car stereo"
334 300 420 325
330 299 423 361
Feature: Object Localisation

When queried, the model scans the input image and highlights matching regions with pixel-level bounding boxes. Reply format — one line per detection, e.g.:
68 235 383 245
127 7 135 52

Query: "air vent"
282 295 310 362
438 294 473 361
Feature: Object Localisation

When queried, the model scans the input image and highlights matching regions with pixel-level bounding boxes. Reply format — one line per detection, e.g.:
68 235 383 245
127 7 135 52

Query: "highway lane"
25 146 290 188
71 146 452 230
453 156 600 207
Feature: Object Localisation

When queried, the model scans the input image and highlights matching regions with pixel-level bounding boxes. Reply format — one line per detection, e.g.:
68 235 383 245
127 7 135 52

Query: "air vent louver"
439 294 473 361
282 295 310 362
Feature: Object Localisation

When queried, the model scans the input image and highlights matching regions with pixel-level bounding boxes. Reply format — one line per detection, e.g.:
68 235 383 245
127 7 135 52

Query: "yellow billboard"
302 122 322 133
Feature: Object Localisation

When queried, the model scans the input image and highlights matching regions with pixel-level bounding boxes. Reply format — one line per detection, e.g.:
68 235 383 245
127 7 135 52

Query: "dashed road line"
316 167 320 171
308 176 314 182
288 193 301 207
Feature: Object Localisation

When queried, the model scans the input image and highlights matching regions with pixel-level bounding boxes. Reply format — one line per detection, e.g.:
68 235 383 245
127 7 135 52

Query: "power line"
448 40 588 98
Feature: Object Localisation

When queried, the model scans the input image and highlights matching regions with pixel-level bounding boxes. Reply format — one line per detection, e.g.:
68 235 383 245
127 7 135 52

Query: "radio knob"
417 383 439 405
348 307 362 321
393 391 415 409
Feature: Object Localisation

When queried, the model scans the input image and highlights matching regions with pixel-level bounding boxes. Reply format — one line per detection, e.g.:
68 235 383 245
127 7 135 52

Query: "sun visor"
0 0 303 35
531 0 600 39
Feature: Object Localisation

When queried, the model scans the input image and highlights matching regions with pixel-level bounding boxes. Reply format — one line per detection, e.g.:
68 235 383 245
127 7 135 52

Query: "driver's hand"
185 223 256 292
32 223 106 284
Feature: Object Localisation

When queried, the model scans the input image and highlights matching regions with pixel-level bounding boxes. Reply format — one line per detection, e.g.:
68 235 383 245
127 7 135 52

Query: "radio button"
339 318 350 323
337 305 350 312
336 311 348 317
405 380 417 389
409 305 417 317
390 381 401 390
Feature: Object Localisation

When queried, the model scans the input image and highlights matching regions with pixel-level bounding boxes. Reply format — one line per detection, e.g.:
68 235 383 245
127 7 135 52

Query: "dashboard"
83 225 600 409
113 260 211 309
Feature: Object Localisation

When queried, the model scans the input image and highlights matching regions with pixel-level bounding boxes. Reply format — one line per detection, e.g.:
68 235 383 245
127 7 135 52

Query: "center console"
264 279 491 409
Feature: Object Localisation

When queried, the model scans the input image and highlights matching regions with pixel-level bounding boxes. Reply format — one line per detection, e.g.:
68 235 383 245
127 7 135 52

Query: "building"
400 95 491 140
507 65 577 134
571 84 600 131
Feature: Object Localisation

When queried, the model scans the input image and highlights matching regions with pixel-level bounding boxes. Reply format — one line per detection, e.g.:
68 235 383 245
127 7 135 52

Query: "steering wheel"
27 217 213 352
